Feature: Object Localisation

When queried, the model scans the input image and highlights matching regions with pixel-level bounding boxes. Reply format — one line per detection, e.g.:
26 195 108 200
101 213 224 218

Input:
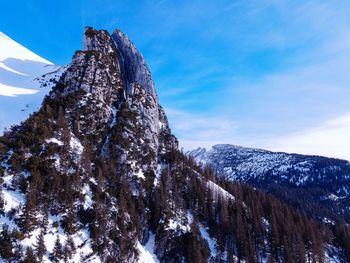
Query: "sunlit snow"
0 32 65 133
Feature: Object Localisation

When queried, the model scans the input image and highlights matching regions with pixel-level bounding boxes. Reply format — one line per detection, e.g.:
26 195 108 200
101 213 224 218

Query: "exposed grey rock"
111 29 157 98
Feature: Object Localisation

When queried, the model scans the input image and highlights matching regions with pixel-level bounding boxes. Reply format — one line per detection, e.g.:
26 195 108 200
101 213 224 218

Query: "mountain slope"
0 32 65 133
0 28 348 263
190 144 350 223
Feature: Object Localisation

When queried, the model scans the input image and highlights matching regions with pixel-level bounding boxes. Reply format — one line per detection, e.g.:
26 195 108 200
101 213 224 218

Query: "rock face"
50 27 176 164
0 27 348 263
111 29 157 97
190 144 350 222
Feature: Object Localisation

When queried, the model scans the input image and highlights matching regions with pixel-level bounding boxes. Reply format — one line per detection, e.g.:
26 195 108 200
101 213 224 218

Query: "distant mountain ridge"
190 144 350 223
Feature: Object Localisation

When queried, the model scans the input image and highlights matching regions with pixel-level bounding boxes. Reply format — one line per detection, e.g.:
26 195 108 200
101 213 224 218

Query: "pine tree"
58 105 70 166
51 235 63 262
13 242 23 261
0 225 13 260
34 230 46 261
0 191 4 215
41 212 49 232
63 235 76 261
21 181 38 233
63 204 78 235
24 247 36 263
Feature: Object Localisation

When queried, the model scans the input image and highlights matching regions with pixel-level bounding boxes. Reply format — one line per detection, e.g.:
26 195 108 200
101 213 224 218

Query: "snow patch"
137 232 159 263
207 181 235 201
46 138 64 146
199 224 218 260
82 184 93 209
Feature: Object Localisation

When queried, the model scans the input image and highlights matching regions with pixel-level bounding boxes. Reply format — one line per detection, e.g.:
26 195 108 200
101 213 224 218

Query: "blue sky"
1 0 350 159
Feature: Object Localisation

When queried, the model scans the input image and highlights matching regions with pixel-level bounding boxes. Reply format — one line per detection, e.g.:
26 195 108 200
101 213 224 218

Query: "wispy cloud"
165 108 238 150
6 0 349 159
157 1 350 160
267 114 350 160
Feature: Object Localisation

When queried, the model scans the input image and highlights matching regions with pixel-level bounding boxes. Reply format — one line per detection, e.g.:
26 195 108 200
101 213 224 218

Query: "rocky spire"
111 29 157 99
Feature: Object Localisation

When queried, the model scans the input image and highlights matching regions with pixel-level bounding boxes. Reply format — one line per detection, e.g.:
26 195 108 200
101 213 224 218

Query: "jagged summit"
111 29 157 98
81 27 157 98
57 27 172 158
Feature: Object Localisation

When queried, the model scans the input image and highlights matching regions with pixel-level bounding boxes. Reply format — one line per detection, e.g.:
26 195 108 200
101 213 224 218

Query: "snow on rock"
20 224 102 263
322 217 335 225
153 164 163 186
82 184 93 209
2 186 25 212
70 229 102 263
324 245 342 263
199 225 218 260
165 210 193 234
69 134 84 163
129 161 145 180
166 218 191 233
261 217 270 233
0 155 26 214
46 138 64 146
135 168 145 180
21 228 42 248
137 232 159 263
207 180 235 201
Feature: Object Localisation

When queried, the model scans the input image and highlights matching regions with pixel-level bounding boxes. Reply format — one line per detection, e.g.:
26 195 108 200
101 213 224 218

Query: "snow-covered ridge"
0 31 52 64
190 144 350 187
190 144 350 223
0 31 65 133
0 32 11 41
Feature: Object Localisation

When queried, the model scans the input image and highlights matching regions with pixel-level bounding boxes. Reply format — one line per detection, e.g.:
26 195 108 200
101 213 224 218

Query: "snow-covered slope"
190 144 350 187
190 144 350 222
0 32 65 133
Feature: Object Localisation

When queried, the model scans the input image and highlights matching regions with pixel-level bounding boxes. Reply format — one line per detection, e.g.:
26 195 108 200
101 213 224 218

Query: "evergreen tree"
21 183 38 233
13 242 23 261
0 225 13 260
51 235 63 262
24 247 36 263
63 235 76 260
0 191 4 215
34 230 46 261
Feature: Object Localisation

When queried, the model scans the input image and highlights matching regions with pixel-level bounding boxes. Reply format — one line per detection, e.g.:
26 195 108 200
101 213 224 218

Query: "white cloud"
165 108 239 150
266 114 350 160
149 0 350 160
165 1 350 160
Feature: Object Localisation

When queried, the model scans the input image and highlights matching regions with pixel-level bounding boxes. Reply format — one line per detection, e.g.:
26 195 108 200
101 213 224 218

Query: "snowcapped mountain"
0 32 65 133
0 28 348 262
190 144 350 222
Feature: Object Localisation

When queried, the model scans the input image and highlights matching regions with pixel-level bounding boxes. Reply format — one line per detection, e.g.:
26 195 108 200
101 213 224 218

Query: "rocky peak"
44 27 176 165
111 29 157 98
83 27 120 59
